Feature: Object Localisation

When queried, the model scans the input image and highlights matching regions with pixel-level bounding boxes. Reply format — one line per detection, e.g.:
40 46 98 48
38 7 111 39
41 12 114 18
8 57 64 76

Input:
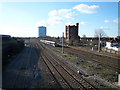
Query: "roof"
117 36 120 38
38 26 46 28
107 38 120 43
0 35 11 38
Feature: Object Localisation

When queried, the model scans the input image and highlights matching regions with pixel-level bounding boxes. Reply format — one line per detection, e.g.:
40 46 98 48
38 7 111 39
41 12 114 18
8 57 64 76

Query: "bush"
2 38 24 70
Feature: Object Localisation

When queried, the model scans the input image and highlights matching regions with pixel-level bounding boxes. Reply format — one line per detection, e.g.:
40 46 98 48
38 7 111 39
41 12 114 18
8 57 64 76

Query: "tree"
83 34 86 38
94 29 107 38
94 29 107 52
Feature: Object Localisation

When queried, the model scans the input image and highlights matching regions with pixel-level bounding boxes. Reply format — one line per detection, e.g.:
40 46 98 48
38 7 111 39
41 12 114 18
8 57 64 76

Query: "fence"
102 47 120 55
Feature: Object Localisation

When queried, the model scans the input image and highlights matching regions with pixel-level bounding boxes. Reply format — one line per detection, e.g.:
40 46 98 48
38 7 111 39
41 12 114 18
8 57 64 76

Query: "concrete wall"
102 47 120 55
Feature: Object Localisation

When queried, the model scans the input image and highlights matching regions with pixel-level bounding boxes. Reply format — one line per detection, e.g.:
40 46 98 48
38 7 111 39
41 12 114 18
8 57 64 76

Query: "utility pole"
118 74 120 86
62 32 64 53
98 33 101 52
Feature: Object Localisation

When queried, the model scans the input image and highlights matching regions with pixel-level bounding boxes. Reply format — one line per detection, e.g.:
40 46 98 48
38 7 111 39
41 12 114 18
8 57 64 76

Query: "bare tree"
94 29 107 37
83 34 86 38
94 29 107 52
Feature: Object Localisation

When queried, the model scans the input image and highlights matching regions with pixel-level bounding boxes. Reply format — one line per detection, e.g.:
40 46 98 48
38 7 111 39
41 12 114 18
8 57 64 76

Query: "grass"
100 69 114 74
49 45 118 84
55 48 79 61
68 55 78 61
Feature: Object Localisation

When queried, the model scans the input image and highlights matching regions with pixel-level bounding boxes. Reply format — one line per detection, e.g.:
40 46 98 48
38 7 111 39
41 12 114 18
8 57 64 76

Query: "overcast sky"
0 2 118 37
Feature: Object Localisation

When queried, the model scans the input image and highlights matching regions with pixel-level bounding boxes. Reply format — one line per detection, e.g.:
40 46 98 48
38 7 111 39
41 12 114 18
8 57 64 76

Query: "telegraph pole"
62 32 64 53
118 74 120 86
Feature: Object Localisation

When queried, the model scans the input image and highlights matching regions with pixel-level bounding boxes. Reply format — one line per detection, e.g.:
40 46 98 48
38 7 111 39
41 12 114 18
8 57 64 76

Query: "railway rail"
13 44 33 88
36 41 97 89
41 54 72 89
63 47 120 72
44 43 119 72
11 42 39 88
36 43 72 88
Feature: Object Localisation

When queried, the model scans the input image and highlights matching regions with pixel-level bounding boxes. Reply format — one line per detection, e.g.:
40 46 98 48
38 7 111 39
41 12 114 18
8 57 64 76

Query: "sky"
0 2 119 37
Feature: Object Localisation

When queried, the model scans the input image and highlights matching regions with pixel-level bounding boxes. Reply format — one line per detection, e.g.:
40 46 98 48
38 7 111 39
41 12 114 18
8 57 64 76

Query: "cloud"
37 4 99 27
48 9 75 20
0 2 3 14
79 21 86 25
36 8 76 33
36 20 47 26
49 9 73 18
36 4 99 36
104 19 118 23
99 26 110 30
0 2 3 8
47 16 63 24
95 26 109 37
65 22 76 25
104 20 110 23
65 21 87 26
73 4 99 14
0 24 37 37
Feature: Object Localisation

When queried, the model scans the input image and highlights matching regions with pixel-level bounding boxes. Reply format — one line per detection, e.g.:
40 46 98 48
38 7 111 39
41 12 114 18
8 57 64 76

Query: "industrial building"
65 23 79 43
38 26 46 37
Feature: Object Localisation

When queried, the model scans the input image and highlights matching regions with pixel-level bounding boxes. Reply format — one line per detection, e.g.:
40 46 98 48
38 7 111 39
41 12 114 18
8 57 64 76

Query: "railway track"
23 43 35 88
45 43 119 72
41 54 72 89
36 43 73 89
13 44 33 88
37 42 97 89
63 47 120 72
12 42 39 88
45 48 96 89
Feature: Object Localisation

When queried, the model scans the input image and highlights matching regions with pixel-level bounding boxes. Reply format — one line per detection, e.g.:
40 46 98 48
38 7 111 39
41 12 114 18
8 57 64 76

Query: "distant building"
105 38 120 51
0 35 11 41
65 23 79 43
38 26 46 37
0 35 11 38
117 36 120 39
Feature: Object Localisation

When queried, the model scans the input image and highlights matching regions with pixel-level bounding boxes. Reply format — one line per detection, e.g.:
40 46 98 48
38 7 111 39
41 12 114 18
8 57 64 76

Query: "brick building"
65 23 79 43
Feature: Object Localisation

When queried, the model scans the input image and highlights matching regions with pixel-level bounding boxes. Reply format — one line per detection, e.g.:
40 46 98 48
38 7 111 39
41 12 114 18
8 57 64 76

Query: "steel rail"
41 44 97 90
